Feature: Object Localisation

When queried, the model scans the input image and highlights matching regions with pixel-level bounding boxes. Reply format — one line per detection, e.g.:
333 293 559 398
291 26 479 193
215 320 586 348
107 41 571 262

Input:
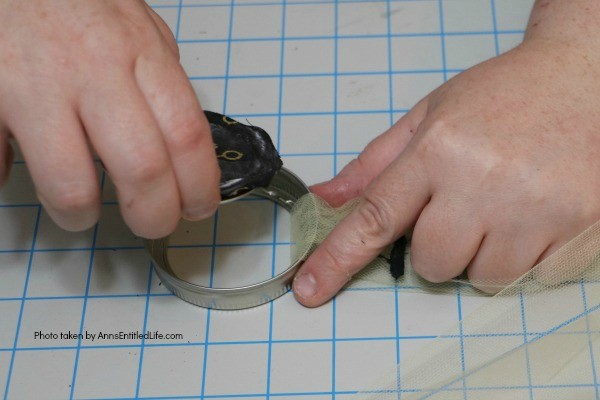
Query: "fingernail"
183 210 209 221
294 272 317 299
183 203 218 221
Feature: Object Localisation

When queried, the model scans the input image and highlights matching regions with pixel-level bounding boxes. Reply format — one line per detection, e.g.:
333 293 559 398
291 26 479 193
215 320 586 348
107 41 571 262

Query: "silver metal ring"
144 167 309 310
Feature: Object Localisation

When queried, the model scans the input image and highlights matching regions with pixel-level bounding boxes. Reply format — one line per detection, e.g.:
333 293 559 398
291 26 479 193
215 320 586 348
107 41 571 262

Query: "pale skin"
0 1 598 304
293 0 600 306
0 0 221 239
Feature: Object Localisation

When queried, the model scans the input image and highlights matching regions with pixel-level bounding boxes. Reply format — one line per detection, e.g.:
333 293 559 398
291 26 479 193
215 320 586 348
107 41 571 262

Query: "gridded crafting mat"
0 1 541 399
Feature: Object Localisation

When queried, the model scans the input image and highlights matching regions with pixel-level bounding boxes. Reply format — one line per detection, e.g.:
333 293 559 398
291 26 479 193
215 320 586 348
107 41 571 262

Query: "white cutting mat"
0 1 540 399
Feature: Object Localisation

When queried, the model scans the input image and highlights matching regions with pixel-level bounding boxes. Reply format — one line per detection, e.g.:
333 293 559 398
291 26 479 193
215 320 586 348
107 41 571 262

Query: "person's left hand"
0 0 221 238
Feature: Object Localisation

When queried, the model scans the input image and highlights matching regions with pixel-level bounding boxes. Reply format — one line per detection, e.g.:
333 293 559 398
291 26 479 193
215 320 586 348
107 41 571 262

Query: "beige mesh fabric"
291 193 502 295
290 193 600 399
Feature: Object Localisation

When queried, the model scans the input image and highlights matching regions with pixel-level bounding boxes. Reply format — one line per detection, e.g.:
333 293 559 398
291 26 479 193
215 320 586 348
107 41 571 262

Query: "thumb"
293 145 431 307
311 98 428 207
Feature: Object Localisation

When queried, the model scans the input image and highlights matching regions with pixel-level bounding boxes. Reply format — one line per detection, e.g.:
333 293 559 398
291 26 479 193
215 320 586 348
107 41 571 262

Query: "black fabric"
389 236 407 279
205 111 283 201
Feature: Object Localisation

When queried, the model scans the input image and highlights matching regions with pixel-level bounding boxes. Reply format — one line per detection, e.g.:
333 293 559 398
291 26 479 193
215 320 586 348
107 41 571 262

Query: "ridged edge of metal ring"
144 167 309 310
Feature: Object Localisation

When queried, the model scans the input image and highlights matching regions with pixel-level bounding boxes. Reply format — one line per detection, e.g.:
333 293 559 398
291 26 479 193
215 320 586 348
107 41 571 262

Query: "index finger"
292 147 431 307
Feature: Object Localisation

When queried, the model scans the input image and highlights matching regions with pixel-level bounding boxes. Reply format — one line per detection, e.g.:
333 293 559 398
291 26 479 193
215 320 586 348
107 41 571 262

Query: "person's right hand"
0 0 220 238
293 35 600 306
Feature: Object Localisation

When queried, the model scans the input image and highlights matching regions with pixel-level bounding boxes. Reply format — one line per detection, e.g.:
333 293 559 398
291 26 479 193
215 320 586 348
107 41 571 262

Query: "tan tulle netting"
290 193 600 399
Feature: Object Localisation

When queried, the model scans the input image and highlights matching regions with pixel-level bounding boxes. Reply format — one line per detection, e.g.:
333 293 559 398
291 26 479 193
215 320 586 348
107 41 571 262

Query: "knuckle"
353 152 370 174
425 116 450 137
341 148 370 175
415 117 455 158
164 117 207 154
127 151 171 185
351 146 375 174
153 19 179 57
337 157 361 180
337 157 368 195
320 243 352 281
76 24 145 66
357 193 395 242
343 157 362 173
79 24 124 52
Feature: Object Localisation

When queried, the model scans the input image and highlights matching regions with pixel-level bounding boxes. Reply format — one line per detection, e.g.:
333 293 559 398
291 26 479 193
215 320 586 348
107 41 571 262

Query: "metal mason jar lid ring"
144 112 310 310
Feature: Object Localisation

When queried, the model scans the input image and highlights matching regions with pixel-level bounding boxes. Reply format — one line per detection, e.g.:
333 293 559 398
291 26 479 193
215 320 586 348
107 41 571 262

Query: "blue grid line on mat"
151 0 491 8
68 172 107 399
11 382 598 400
145 0 523 11
439 3 466 399
0 0 558 399
581 280 600 400
400 300 600 398
5 328 600 354
2 206 42 400
176 30 524 44
520 292 534 400
7 319 600 340
133 262 156 398
200 0 236 398
456 286 467 400
331 2 339 399
265 1 287 399
6 383 600 400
